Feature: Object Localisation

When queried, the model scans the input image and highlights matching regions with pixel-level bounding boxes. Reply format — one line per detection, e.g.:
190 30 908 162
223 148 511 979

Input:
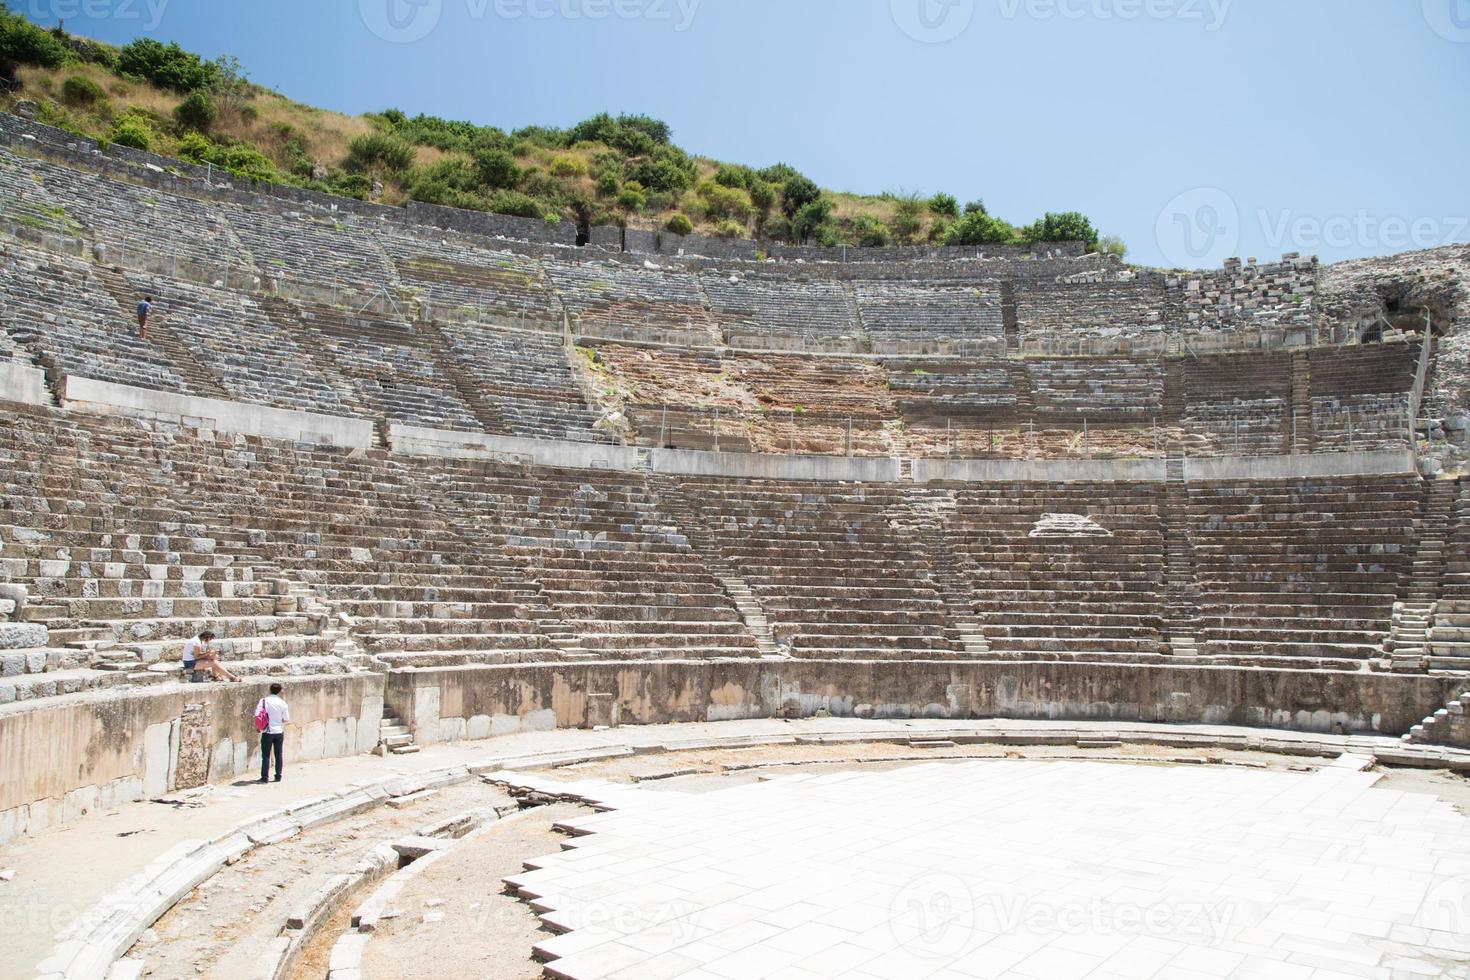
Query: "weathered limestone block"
0 623 47 650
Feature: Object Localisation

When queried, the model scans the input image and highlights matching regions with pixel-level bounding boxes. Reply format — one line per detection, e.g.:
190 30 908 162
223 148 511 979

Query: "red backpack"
254 699 269 733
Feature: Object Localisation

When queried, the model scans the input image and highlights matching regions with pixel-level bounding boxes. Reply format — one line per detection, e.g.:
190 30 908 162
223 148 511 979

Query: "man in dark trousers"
256 684 291 783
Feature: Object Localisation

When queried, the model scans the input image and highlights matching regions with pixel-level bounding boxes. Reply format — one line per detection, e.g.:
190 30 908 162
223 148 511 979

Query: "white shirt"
257 695 290 735
182 636 207 666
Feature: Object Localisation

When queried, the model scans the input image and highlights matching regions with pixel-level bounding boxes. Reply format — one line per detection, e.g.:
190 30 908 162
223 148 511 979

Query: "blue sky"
20 0 1470 267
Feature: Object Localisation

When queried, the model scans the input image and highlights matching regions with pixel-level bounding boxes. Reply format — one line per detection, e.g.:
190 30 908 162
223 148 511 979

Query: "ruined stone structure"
1 116 1468 868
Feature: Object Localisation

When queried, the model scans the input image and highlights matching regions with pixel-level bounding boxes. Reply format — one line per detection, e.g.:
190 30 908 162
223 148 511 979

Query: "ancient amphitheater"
1 113 1469 980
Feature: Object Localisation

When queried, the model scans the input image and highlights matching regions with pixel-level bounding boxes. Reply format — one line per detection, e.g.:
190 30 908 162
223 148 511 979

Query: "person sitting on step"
182 630 241 683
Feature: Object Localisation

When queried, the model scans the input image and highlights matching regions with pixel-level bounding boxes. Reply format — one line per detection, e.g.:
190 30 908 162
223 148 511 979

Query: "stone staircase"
839 281 873 354
91 266 232 401
1289 351 1313 453
430 489 594 661
1161 455 1201 657
1403 689 1470 746
379 715 419 755
414 318 512 433
899 490 990 658
646 475 782 658
1000 281 1020 351
1387 480 1455 672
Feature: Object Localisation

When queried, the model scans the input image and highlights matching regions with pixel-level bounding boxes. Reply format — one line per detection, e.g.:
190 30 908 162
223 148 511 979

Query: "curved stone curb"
31 720 1470 978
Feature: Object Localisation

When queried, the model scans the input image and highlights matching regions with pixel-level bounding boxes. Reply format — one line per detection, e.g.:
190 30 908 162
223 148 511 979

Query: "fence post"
789 410 796 456
713 406 720 454
1347 407 1354 450
1084 417 1090 458
846 417 853 458
659 402 668 449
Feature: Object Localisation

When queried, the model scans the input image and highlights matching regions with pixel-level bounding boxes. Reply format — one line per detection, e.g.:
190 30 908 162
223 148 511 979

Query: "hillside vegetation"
0 6 1124 254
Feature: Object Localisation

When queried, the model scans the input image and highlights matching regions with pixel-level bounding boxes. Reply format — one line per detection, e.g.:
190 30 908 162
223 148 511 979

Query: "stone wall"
62 376 377 449
384 659 1461 746
1172 254 1319 331
0 674 383 844
0 654 1457 845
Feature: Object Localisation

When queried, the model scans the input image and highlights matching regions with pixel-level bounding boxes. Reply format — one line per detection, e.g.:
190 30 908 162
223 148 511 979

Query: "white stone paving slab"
508 761 1470 980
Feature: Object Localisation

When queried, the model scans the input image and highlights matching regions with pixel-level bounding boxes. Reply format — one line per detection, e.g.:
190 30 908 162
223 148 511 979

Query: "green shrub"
929 193 959 218
944 210 1016 245
617 183 647 213
697 180 752 223
1020 211 1099 249
712 219 746 238
173 90 217 131
780 174 821 218
324 172 373 200
594 166 620 197
344 132 415 173
853 215 890 247
109 118 151 151
519 169 557 199
565 113 671 155
963 199 987 215
625 144 696 194
790 199 832 243
117 38 216 92
889 193 925 241
176 132 277 181
0 12 72 68
665 212 693 236
714 165 753 189
748 178 776 214
488 189 546 219
60 75 105 107
474 147 519 189
549 153 587 178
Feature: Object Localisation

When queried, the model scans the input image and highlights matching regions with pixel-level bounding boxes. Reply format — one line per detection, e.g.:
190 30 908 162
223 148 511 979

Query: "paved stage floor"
513 757 1470 979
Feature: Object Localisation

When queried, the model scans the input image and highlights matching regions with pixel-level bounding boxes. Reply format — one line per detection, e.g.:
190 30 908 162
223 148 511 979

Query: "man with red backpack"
255 684 291 784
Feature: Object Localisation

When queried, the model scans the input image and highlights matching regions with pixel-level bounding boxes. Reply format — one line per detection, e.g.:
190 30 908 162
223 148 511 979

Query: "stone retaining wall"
61 376 377 448
384 659 1459 747
0 361 49 406
1 658 1456 846
0 674 384 845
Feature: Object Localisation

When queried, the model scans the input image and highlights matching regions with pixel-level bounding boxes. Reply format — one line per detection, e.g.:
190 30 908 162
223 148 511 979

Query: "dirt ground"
357 803 585 980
